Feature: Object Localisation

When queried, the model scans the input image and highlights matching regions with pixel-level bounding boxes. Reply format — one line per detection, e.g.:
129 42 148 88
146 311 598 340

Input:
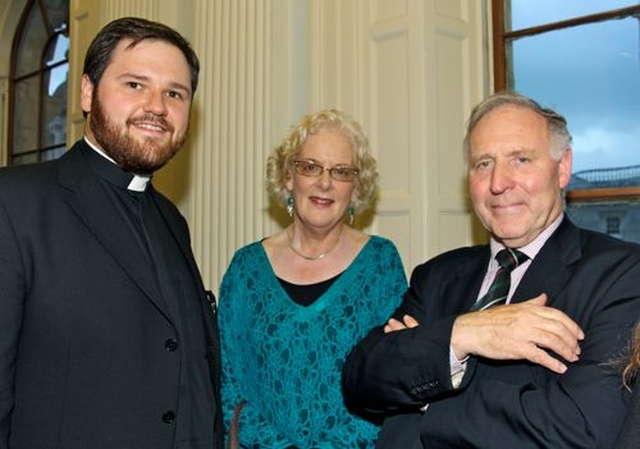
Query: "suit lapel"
151 189 217 327
56 142 171 318
149 188 207 294
449 247 491 313
150 186 221 393
511 217 582 305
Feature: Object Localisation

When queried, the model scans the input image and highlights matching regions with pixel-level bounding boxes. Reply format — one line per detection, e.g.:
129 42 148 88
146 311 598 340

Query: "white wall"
1 0 491 293
302 0 490 272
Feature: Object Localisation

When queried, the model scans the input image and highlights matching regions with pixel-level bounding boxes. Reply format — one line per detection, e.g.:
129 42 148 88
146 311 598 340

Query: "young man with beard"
0 17 221 449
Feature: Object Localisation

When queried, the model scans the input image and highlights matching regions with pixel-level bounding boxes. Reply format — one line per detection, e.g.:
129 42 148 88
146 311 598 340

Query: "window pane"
11 153 40 166
509 0 638 30
43 0 69 32
510 18 640 188
15 6 47 78
13 77 40 154
42 147 66 162
42 63 68 147
566 201 640 243
45 33 69 67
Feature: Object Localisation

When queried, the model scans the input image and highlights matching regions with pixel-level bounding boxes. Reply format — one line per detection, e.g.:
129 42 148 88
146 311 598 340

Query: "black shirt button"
164 338 178 352
162 411 175 424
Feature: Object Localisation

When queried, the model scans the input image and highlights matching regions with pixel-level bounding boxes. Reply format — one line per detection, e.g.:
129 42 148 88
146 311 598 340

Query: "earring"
348 206 355 226
286 196 294 218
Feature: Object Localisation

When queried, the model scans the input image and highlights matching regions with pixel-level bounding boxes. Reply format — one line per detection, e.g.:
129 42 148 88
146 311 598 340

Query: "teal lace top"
219 236 407 448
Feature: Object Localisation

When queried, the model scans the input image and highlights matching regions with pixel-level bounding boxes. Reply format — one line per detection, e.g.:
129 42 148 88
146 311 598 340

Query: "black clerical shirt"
82 143 215 448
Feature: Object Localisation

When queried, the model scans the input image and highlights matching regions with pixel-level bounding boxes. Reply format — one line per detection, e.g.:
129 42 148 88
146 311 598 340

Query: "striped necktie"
471 248 529 311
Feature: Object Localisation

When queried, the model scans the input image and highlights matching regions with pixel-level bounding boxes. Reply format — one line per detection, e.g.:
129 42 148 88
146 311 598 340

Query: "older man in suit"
0 17 221 449
342 91 640 448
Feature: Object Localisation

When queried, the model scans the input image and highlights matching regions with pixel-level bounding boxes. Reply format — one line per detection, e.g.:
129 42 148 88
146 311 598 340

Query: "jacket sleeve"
342 260 458 415
344 244 640 448
0 201 26 448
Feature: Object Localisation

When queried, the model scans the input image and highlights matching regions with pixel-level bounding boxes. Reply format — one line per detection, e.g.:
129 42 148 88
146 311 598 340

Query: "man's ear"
558 147 573 189
80 74 94 115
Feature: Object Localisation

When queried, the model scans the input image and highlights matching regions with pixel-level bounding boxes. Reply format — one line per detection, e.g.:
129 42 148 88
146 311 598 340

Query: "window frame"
8 0 69 166
491 1 640 204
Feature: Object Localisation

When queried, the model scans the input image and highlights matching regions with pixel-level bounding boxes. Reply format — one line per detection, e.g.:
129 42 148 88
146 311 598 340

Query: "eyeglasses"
293 160 359 182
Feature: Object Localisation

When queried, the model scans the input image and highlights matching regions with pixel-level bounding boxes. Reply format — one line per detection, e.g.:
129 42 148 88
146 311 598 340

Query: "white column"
188 0 275 292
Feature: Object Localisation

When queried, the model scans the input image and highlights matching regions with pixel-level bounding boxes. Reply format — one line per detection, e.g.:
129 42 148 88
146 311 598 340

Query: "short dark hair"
83 17 200 96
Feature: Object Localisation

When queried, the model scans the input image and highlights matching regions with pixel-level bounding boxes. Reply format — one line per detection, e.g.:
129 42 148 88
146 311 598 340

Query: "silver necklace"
286 227 342 261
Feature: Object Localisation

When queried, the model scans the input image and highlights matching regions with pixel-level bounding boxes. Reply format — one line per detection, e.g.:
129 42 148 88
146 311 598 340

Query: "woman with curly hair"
219 109 407 448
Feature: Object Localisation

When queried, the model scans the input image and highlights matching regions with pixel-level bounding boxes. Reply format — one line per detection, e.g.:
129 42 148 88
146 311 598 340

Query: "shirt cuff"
449 347 468 388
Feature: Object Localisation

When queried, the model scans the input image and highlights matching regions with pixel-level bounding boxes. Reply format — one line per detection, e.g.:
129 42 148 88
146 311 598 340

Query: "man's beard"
89 95 186 175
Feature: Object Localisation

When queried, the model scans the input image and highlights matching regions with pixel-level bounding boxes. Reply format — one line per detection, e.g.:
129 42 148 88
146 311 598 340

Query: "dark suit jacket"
0 141 222 449
614 377 640 449
342 217 640 448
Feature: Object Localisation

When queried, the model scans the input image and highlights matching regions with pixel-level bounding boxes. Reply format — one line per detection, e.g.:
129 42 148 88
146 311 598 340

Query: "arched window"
9 0 69 165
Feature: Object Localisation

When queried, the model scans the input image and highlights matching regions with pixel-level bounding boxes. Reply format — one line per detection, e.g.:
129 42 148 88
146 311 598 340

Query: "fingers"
522 294 584 337
525 308 583 367
383 315 420 333
524 292 549 306
403 315 419 328
383 318 405 333
452 299 584 372
520 343 571 374
523 293 584 339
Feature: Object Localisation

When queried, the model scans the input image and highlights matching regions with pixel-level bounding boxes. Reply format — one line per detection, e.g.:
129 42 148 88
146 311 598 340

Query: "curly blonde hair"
622 321 640 389
266 109 378 212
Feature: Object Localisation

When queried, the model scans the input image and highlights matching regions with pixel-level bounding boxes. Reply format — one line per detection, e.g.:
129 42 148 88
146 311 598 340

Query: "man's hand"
384 314 419 333
451 293 584 374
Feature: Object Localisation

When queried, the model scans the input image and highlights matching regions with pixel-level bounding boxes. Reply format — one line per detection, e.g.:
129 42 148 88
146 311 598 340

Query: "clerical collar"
83 137 151 192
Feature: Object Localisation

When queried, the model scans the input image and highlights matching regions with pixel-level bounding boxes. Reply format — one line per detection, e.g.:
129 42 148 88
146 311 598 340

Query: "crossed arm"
384 293 584 374
342 250 640 447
